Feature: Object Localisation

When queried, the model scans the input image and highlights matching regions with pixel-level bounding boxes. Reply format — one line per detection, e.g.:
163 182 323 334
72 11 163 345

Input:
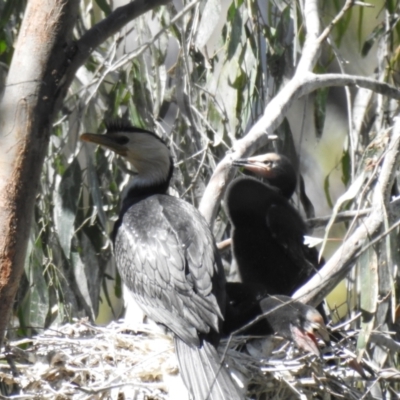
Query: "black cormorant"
81 123 242 400
223 282 329 356
225 153 321 296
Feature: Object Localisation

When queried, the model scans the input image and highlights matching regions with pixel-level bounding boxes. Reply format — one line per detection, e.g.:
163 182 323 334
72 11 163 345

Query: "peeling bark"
0 0 80 347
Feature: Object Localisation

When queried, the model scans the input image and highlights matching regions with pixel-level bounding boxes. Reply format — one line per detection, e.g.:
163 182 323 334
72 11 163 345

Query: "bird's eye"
114 136 129 145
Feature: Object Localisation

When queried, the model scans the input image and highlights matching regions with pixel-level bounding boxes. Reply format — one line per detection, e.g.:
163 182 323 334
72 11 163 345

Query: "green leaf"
356 244 378 361
23 233 49 329
207 100 224 146
333 2 352 47
227 8 243 60
314 87 329 138
361 24 385 57
195 0 222 48
115 269 122 299
341 149 351 186
85 145 108 231
27 260 49 328
386 0 395 14
94 0 112 16
54 158 82 257
0 0 18 30
357 6 363 49
277 118 297 160
0 39 7 55
71 233 101 320
323 173 333 209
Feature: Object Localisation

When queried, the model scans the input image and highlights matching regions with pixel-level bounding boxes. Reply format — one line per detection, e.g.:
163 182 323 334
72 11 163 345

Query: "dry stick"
293 121 400 306
307 208 370 229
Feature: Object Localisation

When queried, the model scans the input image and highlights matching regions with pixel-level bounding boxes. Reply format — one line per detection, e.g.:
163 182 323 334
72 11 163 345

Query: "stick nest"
0 319 399 399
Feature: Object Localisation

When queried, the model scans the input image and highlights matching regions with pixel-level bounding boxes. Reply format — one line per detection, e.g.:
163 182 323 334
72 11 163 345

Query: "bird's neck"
122 163 173 209
121 178 168 211
266 171 297 199
112 163 173 242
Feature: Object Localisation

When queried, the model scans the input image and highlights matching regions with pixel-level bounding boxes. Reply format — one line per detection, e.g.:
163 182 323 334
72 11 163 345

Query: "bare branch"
307 209 369 229
74 0 170 64
308 73 400 99
296 0 320 73
317 0 355 44
293 119 400 306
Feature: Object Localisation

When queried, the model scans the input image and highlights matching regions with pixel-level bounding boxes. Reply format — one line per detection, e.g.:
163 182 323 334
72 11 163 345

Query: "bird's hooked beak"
233 156 275 177
233 157 265 168
291 314 330 356
80 133 128 157
306 318 330 344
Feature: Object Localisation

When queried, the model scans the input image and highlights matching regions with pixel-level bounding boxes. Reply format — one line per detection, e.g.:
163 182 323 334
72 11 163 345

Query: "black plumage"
223 282 329 356
223 282 270 336
81 123 242 400
225 153 321 296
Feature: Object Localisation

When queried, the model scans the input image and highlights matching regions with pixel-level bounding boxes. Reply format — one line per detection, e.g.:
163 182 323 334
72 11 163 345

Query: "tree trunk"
0 0 80 346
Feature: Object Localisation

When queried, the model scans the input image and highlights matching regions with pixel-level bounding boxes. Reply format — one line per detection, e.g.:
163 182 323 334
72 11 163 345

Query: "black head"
260 295 329 355
233 153 296 198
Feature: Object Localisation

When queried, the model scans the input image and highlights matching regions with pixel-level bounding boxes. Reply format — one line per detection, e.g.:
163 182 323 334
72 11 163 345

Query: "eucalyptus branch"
317 0 354 44
293 120 400 306
73 0 170 68
308 73 400 99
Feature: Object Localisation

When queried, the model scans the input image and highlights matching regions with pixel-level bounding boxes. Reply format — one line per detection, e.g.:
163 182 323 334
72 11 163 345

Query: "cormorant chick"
223 282 329 356
225 153 321 296
81 123 242 400
235 153 296 198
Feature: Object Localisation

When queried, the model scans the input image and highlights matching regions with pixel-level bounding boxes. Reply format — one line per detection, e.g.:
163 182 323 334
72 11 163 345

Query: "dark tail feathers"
174 338 243 400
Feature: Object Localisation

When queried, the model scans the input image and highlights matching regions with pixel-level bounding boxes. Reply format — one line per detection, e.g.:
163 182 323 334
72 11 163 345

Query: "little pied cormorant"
225 153 322 296
81 123 243 400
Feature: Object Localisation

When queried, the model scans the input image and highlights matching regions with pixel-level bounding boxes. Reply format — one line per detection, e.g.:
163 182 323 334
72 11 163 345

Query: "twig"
307 209 370 228
317 0 355 44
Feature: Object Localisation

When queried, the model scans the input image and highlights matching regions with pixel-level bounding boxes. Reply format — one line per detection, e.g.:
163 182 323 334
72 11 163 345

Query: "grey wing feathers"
114 195 224 347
